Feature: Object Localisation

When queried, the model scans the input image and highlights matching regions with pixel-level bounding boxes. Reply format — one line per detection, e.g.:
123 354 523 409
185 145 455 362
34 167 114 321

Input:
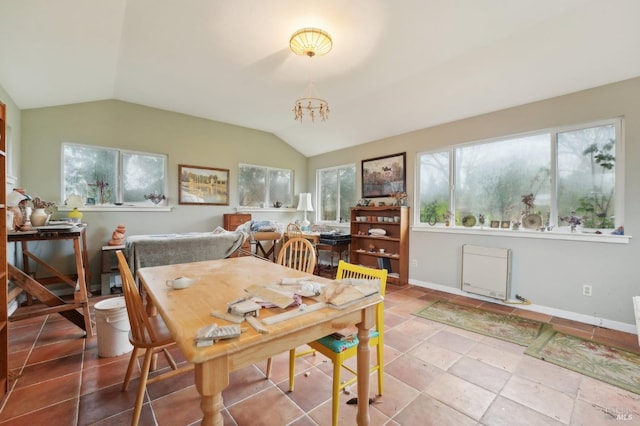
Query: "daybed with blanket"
125 230 247 277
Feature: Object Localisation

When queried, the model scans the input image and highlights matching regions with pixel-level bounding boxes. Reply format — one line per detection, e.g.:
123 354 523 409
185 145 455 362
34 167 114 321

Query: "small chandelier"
289 28 332 57
290 28 332 122
292 81 330 123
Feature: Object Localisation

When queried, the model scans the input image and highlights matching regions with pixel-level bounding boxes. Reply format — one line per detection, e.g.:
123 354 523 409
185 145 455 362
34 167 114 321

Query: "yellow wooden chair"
116 251 193 426
289 260 387 426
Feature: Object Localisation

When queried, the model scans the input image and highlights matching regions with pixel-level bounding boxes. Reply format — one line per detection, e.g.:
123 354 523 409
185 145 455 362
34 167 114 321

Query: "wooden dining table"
137 256 382 426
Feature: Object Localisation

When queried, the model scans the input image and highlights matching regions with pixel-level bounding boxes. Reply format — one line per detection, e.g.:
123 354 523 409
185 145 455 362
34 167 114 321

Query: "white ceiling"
1 0 639 157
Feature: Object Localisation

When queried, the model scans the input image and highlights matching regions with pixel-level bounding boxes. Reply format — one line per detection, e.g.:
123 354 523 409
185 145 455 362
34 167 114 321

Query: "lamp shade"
289 28 332 57
296 193 314 212
296 193 313 230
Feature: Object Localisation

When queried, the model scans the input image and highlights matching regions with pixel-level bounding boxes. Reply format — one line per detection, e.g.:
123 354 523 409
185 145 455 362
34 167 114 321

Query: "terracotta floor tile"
481 395 565 426
501 375 575 424
392 392 477 426
425 372 497 420
0 372 81 420
227 387 304 426
15 353 84 389
448 356 511 393
1 287 639 425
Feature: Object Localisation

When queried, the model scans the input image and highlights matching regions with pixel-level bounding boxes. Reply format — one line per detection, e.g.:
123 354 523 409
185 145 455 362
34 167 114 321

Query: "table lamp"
296 193 314 231
67 195 84 223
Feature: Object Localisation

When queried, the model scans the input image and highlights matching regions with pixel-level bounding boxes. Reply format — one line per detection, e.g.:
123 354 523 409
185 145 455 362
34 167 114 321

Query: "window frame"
61 142 169 209
237 163 294 209
316 163 357 223
414 118 625 240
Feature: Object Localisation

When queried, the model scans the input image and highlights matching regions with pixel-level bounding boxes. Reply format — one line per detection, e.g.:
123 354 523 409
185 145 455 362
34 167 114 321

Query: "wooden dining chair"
115 251 193 426
289 260 388 426
285 222 303 240
276 236 317 274
265 237 318 378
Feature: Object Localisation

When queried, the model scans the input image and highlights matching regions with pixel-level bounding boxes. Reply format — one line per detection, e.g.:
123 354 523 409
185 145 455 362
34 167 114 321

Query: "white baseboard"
408 278 637 335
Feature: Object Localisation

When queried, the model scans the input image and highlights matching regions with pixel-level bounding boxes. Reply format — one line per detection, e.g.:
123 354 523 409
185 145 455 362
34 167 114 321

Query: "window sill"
412 225 630 244
58 205 172 212
236 207 297 213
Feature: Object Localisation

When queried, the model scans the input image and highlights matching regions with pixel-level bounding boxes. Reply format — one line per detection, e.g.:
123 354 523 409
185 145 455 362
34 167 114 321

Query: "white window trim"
413 118 628 243
237 163 294 209
315 163 356 224
61 142 169 208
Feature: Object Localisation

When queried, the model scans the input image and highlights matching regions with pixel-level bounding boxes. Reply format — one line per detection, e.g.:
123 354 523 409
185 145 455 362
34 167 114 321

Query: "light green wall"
19 100 308 287
309 76 640 327
6 77 640 327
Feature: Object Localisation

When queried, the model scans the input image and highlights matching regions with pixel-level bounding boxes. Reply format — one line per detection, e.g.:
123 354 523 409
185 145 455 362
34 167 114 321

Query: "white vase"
30 208 49 227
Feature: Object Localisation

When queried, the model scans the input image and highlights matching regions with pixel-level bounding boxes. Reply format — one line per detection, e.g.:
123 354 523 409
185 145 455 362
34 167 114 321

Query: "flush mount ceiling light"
290 28 332 123
289 28 333 57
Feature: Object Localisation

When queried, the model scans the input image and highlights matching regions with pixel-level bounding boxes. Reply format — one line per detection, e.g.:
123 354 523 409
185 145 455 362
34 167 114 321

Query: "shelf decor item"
520 193 543 230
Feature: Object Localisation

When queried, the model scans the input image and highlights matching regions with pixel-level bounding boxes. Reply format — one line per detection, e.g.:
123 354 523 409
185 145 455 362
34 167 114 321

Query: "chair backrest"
335 260 388 332
276 237 317 274
116 250 159 344
285 223 303 239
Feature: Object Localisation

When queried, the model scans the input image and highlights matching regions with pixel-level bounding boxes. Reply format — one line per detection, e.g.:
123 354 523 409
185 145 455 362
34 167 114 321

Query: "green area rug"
526 327 640 394
413 300 548 346
413 300 640 394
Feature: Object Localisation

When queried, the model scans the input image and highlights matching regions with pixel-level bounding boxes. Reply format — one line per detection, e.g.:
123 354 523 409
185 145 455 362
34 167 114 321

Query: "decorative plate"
521 213 543 229
462 215 477 227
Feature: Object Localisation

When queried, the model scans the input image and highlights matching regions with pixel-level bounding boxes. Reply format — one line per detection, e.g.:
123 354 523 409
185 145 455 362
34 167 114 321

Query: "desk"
295 232 350 270
138 256 381 425
7 226 93 337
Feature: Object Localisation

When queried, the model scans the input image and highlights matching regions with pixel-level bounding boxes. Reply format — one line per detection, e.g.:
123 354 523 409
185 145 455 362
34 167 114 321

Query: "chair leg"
331 360 342 426
132 348 154 426
288 349 296 391
376 341 384 395
266 357 273 379
122 347 140 391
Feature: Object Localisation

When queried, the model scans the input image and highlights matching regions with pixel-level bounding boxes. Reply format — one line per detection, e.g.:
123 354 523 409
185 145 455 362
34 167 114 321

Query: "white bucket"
95 297 133 357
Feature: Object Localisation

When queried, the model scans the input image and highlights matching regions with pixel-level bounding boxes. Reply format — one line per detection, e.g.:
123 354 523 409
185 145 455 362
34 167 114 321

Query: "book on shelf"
377 257 392 273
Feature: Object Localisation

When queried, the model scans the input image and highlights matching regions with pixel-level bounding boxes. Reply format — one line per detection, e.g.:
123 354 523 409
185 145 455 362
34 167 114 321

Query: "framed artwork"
178 164 229 205
361 152 406 198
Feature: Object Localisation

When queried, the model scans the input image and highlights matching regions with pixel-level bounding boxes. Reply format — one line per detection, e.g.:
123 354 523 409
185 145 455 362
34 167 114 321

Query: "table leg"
356 305 376 426
195 356 229 426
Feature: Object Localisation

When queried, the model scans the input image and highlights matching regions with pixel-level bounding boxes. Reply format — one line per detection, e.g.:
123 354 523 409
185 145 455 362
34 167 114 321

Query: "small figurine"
108 224 127 246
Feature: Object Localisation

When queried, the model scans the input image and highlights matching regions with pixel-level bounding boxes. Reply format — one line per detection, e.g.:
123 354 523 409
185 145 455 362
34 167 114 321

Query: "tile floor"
2 277 640 425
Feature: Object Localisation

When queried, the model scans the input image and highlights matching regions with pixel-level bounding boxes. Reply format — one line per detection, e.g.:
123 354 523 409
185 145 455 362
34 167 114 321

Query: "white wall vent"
461 245 511 300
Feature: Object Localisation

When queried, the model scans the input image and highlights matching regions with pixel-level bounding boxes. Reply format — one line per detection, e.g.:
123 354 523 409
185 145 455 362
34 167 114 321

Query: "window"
62 143 167 206
238 164 293 208
317 164 356 222
417 119 622 230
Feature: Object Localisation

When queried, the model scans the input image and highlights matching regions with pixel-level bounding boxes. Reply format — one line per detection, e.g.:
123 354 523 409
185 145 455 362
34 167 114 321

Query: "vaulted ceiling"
1 0 639 156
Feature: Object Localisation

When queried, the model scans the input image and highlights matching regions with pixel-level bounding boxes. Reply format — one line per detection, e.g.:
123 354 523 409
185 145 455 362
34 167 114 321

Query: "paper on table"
321 278 380 307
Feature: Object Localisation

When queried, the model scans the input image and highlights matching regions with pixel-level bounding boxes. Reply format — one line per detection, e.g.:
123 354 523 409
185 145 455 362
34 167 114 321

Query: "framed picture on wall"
361 152 406 198
178 164 230 205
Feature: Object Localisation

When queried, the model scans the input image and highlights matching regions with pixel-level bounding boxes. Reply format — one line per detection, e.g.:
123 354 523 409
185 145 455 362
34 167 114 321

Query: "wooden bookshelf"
349 206 409 285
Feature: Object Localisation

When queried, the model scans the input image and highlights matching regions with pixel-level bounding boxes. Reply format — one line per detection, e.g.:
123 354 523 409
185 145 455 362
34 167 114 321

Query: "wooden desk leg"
356 305 376 426
73 238 94 338
195 356 229 426
80 230 92 295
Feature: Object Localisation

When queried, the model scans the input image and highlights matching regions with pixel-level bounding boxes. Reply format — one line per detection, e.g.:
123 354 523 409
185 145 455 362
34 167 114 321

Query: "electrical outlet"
411 259 418 267
582 284 592 296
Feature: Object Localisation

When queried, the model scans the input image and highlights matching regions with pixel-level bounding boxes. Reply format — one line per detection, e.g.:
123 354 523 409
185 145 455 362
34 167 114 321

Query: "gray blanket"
125 231 247 276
